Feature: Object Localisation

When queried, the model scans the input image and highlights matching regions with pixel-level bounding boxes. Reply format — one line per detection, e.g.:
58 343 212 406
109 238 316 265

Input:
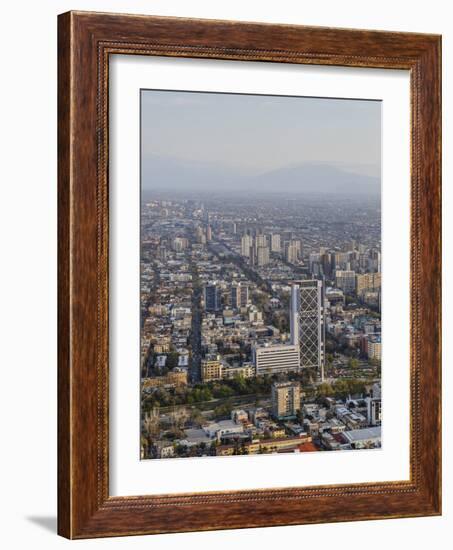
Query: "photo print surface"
140 90 382 460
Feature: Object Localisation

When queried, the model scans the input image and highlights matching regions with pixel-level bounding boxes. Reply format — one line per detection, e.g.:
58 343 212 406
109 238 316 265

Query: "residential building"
366 397 382 426
255 233 267 248
270 233 281 253
356 272 381 296
367 335 382 360
196 225 206 244
241 234 253 258
206 225 212 241
154 442 175 459
335 270 356 293
257 245 270 266
216 434 312 456
204 283 221 312
157 245 167 260
172 236 189 252
368 249 381 272
371 382 381 399
248 306 263 323
292 239 302 258
332 252 350 271
142 369 188 389
222 363 254 379
271 381 301 419
285 241 299 263
231 283 249 309
201 357 222 381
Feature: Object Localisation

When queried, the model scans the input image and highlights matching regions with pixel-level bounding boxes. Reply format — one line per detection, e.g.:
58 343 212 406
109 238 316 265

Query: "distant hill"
251 162 380 195
142 154 245 193
142 154 380 196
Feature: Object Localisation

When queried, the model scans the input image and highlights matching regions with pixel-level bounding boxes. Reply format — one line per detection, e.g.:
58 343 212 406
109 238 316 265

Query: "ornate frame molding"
58 11 441 538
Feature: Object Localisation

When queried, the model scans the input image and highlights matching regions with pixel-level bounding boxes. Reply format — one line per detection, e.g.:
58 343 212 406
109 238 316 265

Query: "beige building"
153 342 171 353
222 363 254 380
216 434 312 456
271 381 301 419
257 245 270 266
285 241 299 263
367 337 382 361
201 358 223 381
356 272 381 296
270 233 281 253
241 234 253 258
142 369 188 389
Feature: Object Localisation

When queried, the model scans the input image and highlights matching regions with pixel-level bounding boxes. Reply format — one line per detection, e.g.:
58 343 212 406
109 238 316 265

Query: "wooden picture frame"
58 11 441 539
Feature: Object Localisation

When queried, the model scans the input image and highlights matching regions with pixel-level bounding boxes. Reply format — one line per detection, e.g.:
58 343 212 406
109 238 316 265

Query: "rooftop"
343 426 381 442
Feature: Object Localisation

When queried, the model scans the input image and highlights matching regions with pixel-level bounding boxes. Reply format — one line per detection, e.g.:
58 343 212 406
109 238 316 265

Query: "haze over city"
141 90 381 196
140 90 382 460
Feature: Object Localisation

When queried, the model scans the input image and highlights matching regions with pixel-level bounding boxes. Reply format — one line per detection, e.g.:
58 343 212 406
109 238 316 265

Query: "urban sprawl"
141 194 382 460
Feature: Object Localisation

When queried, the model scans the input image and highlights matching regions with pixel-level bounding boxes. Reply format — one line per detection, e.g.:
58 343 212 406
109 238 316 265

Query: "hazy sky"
141 89 381 178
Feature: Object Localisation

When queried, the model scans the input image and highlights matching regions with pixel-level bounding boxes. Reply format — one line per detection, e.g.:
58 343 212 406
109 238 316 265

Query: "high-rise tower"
290 280 325 381
204 283 221 312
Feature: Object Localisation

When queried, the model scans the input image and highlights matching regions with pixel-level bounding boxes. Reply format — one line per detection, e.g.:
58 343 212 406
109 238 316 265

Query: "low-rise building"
216 434 312 456
253 343 300 376
201 356 222 381
321 432 343 451
179 428 213 448
203 420 244 441
142 369 188 389
342 426 381 449
222 363 254 380
154 442 175 459
231 409 249 423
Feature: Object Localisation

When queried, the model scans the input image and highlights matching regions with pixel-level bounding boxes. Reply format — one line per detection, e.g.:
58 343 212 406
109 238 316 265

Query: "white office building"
253 343 300 376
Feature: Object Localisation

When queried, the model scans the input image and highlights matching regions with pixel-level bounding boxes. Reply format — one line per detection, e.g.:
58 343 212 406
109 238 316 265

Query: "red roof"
298 442 318 452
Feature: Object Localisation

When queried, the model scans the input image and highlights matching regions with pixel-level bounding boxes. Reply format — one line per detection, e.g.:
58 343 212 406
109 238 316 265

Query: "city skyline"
140 90 382 461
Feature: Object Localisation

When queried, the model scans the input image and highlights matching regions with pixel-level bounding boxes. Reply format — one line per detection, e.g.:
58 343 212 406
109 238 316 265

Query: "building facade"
240 234 253 258
204 283 221 312
290 280 326 380
366 397 382 426
367 335 382 360
285 241 299 263
270 233 281 253
356 271 381 296
231 283 249 309
335 270 356 293
253 344 300 376
201 357 222 381
271 381 301 419
257 245 270 266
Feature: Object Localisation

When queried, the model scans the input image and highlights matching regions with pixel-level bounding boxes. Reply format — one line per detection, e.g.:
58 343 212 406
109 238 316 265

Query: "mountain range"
142 154 380 196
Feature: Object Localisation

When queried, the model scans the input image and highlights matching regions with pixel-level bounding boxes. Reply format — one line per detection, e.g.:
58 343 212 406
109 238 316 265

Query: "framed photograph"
58 11 441 538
